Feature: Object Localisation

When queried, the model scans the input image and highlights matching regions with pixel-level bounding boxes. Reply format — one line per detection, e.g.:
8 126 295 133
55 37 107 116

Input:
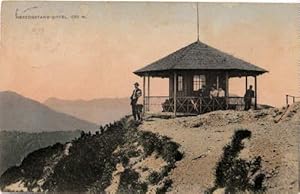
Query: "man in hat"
130 82 142 121
244 85 255 110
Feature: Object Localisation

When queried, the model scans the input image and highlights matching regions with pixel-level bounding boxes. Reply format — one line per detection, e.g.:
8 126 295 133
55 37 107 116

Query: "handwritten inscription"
15 7 87 20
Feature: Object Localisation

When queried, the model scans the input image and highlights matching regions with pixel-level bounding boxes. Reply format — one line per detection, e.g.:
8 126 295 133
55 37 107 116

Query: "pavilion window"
177 75 183 91
193 75 206 91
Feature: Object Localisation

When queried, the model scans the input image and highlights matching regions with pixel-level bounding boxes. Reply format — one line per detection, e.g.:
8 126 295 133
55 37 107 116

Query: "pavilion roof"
134 41 268 77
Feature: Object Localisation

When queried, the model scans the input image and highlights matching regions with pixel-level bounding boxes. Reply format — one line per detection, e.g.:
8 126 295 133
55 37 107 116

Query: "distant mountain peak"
0 91 98 132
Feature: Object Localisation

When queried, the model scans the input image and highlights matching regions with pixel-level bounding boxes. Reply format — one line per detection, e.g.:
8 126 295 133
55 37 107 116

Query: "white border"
0 0 300 3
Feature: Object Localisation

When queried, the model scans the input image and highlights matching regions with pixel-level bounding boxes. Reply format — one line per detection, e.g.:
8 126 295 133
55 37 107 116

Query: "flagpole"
197 2 199 41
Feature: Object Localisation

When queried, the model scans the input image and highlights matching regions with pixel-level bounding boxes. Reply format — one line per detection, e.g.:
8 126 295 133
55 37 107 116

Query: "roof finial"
196 2 199 42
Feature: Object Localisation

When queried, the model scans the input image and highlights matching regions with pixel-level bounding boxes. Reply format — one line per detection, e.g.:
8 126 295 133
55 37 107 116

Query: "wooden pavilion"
134 40 268 115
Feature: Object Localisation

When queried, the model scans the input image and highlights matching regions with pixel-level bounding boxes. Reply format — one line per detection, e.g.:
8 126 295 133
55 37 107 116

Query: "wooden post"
225 72 229 109
143 76 146 114
254 76 257 109
245 76 248 92
216 75 219 89
293 96 295 103
286 95 289 106
147 75 150 111
173 72 177 116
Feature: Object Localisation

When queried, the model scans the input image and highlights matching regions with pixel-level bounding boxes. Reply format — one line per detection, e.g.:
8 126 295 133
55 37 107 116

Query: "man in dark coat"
244 85 255 110
200 85 210 98
130 82 142 121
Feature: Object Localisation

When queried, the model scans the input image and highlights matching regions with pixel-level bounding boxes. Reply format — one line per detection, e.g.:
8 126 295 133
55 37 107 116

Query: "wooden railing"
144 96 245 114
286 95 300 106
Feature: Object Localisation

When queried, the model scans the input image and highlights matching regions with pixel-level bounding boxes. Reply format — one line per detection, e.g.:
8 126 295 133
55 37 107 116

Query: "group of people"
130 82 255 121
200 84 255 110
200 85 225 98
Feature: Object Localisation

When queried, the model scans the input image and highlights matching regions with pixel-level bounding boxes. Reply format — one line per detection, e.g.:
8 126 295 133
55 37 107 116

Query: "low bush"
148 171 161 185
117 169 147 194
207 129 266 193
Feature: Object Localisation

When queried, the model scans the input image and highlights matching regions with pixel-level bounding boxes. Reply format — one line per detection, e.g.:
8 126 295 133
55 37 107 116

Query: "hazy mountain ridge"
0 91 98 132
44 97 131 125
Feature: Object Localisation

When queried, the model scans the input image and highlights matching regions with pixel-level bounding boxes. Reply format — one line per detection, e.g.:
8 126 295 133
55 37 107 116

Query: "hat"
134 82 139 86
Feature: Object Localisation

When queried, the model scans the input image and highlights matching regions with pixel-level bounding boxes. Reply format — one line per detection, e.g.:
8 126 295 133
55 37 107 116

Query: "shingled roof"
134 41 268 77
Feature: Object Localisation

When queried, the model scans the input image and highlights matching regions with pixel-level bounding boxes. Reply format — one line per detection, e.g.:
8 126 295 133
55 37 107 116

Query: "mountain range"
0 91 98 132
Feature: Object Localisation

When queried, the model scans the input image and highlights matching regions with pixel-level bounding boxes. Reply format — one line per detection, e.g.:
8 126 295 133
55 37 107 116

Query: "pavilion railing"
144 96 169 113
144 96 245 114
227 97 245 111
286 94 300 106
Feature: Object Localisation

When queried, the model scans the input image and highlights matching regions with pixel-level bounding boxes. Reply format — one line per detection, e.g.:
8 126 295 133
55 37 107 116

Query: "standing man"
130 82 142 121
244 85 255 110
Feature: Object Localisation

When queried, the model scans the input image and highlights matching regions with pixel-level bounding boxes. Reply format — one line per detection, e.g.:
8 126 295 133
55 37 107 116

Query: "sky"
0 2 299 107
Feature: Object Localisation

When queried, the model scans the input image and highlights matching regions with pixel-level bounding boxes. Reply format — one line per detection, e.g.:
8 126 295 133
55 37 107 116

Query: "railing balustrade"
144 96 246 114
286 95 300 106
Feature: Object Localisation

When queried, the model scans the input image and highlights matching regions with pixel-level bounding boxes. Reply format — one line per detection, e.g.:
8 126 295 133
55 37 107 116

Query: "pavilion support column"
225 72 229 109
143 76 146 114
254 76 257 109
245 76 248 92
147 75 150 111
173 72 177 116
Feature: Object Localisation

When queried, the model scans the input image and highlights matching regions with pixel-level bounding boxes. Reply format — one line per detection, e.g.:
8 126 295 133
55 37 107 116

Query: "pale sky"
0 2 299 107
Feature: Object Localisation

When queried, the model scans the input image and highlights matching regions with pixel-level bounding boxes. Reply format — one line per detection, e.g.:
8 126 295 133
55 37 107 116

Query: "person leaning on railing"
217 87 226 109
199 85 210 97
210 85 218 99
218 88 225 97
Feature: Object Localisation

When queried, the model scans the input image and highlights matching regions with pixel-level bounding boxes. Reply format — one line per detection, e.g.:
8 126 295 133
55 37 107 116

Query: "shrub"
148 171 161 185
156 178 173 194
117 169 147 194
207 129 266 193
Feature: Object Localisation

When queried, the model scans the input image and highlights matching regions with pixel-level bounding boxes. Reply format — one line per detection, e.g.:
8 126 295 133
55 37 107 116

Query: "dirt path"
138 104 299 193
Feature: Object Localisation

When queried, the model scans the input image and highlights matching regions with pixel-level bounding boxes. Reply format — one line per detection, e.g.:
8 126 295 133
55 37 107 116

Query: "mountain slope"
0 117 183 193
0 130 81 175
0 91 98 132
44 97 130 125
